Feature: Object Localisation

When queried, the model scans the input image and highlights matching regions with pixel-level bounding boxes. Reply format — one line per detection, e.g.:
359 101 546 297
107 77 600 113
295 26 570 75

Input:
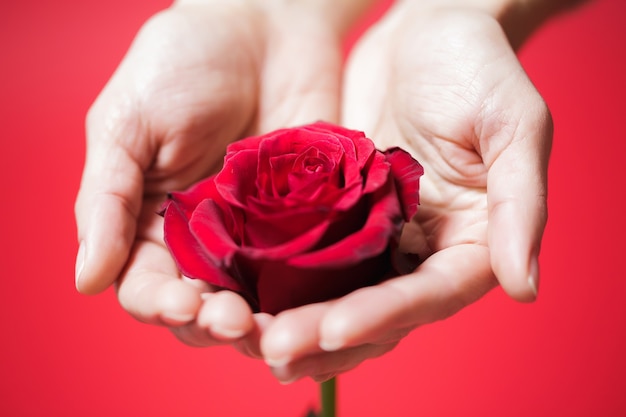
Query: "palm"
346 10 518 261
344 8 544 283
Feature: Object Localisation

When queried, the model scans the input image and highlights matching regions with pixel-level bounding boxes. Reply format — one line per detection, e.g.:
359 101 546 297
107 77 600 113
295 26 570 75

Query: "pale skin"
75 0 584 382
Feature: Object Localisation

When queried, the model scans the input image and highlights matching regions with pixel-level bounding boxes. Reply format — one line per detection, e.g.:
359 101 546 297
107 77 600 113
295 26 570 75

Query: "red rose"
160 122 423 315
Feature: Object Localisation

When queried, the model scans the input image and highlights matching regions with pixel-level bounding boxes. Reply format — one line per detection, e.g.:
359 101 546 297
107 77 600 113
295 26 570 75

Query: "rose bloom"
160 122 423 315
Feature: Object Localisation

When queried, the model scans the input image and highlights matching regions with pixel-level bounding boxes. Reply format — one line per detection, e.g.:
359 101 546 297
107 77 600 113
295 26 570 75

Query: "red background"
1 0 625 415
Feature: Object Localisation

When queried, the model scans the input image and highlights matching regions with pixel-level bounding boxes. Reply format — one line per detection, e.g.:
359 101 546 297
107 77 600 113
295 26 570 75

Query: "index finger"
318 244 496 352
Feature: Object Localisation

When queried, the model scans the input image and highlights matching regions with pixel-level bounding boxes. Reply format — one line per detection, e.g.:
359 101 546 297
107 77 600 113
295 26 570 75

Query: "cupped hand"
261 3 552 382
74 0 344 354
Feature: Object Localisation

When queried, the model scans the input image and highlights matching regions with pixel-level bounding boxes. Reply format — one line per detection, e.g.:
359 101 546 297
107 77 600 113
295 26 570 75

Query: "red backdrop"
1 0 625 415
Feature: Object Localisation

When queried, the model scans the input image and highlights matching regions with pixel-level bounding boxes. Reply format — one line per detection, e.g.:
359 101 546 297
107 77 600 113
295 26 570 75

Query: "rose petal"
291 145 337 176
362 150 391 194
266 153 298 197
286 171 336 200
255 253 389 315
226 134 264 154
306 122 378 171
353 134 376 171
259 129 335 167
162 200 242 292
329 175 364 212
288 178 403 269
189 199 239 266
305 122 358 153
384 147 424 221
239 218 332 260
241 200 330 248
216 148 259 208
163 176 218 218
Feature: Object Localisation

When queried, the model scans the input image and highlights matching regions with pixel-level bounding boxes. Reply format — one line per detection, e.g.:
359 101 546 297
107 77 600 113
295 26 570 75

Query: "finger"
483 86 553 302
261 302 334 368
197 291 255 341
117 237 268 354
270 342 397 384
116 239 203 326
172 308 272 358
75 93 152 295
319 244 496 351
232 313 275 359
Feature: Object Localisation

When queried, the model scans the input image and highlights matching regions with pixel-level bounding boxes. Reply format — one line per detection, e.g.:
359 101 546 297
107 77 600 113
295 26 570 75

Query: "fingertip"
74 239 121 295
261 323 297 367
528 276 539 299
528 256 540 298
230 312 274 360
197 290 254 340
157 279 203 326
318 289 384 352
489 197 544 303
160 311 196 326
74 241 86 293
261 303 329 366
497 255 540 303
524 256 541 302
75 195 138 295
319 311 351 352
253 312 275 332
319 339 344 353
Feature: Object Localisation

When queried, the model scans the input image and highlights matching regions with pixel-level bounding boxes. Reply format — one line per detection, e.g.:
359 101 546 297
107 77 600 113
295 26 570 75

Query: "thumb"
485 91 553 302
74 96 149 295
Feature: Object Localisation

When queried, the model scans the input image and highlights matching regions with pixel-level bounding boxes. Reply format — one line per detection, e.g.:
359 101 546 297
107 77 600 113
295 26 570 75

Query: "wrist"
266 0 382 38
175 0 380 39
401 0 586 48
495 0 587 48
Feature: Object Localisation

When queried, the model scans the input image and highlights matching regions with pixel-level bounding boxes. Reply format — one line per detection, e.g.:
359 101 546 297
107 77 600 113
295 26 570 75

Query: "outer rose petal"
216 148 259 208
165 176 219 218
385 147 424 221
188 200 239 266
362 150 391 194
225 134 264 154
162 200 242 292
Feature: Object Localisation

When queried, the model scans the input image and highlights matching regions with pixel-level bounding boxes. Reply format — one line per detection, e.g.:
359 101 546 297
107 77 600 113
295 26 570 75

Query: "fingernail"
278 376 298 385
270 365 297 385
161 312 195 324
265 356 291 368
319 339 344 352
211 326 246 339
528 257 540 298
75 242 85 290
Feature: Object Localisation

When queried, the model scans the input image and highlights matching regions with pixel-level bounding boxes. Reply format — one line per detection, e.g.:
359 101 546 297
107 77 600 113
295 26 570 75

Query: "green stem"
320 377 336 417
